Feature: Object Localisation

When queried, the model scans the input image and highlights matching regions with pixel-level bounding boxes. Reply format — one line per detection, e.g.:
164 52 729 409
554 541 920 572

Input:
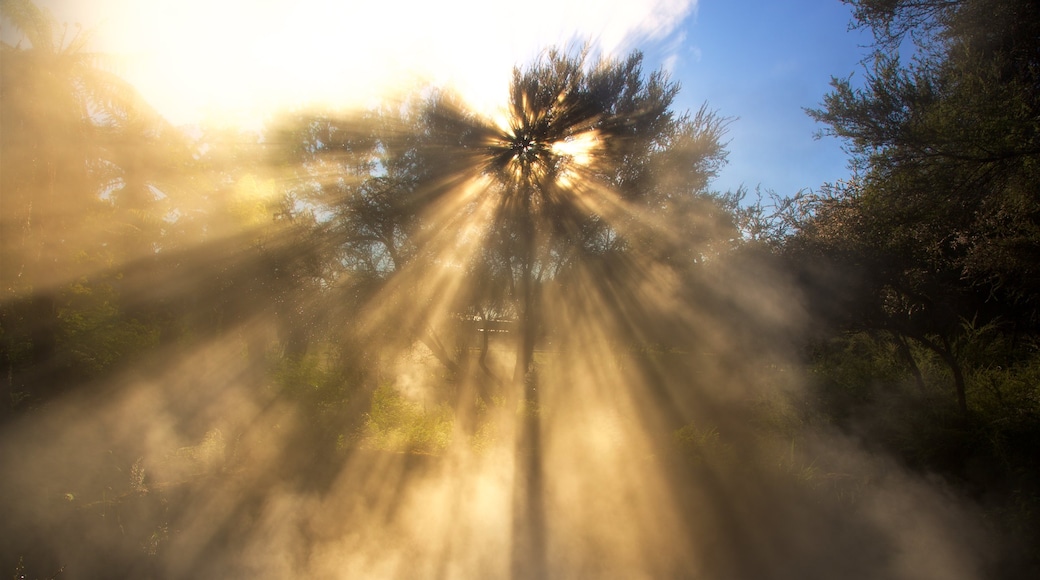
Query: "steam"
0 8 1000 578
0 169 993 579
0 249 993 579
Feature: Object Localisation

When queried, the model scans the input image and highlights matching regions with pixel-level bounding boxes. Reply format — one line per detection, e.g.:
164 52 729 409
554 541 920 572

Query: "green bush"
57 280 159 375
360 384 453 453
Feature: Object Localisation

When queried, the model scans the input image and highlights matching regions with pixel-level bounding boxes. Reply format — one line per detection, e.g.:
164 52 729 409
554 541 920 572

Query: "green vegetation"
360 385 454 453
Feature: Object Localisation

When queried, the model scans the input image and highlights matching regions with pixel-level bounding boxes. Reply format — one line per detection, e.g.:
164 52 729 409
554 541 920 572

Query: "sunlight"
550 130 600 168
38 0 697 126
5 2 1022 578
552 130 601 187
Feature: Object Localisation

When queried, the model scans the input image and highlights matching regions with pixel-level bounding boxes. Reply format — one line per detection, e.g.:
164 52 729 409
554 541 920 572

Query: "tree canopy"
794 0 1040 412
271 48 733 397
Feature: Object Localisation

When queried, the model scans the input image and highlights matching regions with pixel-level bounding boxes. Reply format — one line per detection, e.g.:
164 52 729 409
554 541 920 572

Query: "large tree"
279 48 731 400
798 0 1040 412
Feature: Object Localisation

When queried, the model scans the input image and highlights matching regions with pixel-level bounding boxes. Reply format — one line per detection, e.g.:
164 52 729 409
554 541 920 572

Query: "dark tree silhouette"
279 48 730 399
269 49 735 579
799 0 1040 413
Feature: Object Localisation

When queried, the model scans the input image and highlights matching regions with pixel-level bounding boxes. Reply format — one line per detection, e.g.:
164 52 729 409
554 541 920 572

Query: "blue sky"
642 1 874 196
19 0 875 198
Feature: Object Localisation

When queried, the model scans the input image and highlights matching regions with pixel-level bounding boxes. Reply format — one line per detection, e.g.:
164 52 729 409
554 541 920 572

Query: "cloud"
37 0 698 124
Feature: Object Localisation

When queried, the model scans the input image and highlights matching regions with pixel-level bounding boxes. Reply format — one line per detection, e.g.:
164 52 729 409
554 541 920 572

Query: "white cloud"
36 0 698 124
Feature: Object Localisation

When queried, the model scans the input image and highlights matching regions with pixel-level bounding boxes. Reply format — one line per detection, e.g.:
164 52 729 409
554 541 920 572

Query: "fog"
0 1 1019 578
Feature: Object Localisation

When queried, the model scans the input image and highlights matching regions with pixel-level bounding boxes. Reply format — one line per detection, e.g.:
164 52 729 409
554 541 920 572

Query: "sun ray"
1 10 1005 578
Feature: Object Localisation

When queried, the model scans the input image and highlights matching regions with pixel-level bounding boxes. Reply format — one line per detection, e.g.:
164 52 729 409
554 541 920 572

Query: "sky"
13 0 874 197
659 1 873 195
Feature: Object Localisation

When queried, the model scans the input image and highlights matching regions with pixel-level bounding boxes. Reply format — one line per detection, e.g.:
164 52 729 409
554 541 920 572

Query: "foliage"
55 280 160 376
270 48 734 397
791 0 1040 413
0 0 200 416
360 384 454 453
672 422 727 464
805 330 1040 569
763 4 1040 570
814 0 1040 309
272 352 351 410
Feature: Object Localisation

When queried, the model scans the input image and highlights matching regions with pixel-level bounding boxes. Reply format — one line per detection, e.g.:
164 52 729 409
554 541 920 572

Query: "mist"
3 1 1039 578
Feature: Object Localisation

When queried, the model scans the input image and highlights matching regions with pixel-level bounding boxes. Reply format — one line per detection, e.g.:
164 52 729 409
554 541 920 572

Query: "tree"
484 50 730 385
283 48 730 397
0 0 194 411
269 51 733 578
798 0 1040 412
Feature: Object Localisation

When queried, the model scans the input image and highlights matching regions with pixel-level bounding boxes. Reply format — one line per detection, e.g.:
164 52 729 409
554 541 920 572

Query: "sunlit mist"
22 0 698 125
1 1 1018 579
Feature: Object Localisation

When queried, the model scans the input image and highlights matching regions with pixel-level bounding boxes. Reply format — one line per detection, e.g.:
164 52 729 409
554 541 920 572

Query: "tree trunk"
894 333 926 392
509 193 546 580
512 217 537 390
511 388 546 580
913 334 968 414
940 335 968 415
420 330 460 377
476 315 501 404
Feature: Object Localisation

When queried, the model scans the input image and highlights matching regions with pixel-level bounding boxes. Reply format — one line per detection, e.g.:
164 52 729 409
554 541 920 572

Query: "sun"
54 0 688 128
485 88 602 196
